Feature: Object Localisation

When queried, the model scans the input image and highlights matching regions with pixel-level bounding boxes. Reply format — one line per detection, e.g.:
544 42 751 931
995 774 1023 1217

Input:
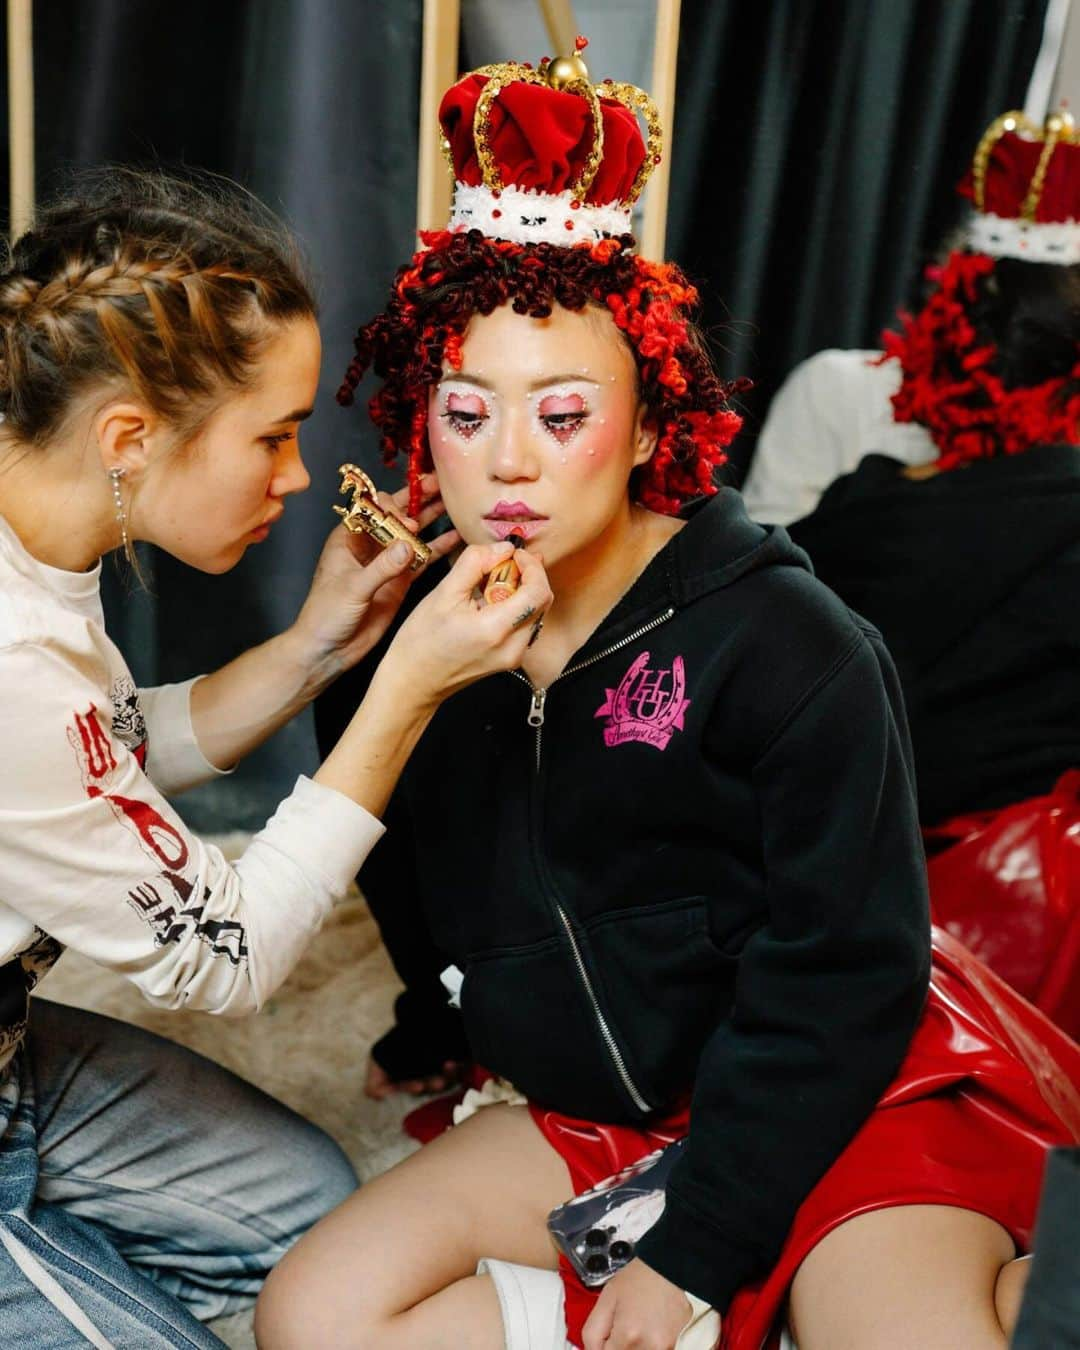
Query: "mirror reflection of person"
789 110 1080 1040
740 347 935 527
0 169 552 1348
295 61 1080 1350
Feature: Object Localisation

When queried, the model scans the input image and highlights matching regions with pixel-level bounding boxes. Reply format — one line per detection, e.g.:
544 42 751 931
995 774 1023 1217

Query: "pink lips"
251 508 284 542
484 500 547 542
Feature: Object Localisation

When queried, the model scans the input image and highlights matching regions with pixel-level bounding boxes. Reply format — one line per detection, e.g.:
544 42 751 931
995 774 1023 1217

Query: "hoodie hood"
582 487 815 657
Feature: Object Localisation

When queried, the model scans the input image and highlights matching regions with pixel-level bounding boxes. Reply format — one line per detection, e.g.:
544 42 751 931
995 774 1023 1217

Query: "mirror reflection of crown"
438 37 662 249
957 110 1080 264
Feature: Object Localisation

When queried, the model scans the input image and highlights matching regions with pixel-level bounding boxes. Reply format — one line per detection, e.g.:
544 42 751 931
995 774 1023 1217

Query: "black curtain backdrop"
1 0 1048 829
668 0 1050 478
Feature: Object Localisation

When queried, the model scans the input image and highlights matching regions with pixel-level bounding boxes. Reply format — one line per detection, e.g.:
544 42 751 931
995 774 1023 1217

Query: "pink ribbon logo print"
594 651 691 751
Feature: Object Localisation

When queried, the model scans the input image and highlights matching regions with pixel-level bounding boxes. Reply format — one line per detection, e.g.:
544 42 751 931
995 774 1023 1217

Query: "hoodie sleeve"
634 626 931 1311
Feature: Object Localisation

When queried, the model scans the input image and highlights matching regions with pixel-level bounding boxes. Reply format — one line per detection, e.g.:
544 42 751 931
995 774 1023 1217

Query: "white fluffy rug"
36 833 420 1350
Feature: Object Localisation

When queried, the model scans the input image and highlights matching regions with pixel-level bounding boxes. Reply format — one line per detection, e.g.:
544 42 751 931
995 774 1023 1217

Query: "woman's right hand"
316 542 551 816
374 541 553 714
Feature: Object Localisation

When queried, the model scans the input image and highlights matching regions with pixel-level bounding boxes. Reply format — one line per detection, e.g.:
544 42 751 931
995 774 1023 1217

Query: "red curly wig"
339 231 745 517
881 250 1080 470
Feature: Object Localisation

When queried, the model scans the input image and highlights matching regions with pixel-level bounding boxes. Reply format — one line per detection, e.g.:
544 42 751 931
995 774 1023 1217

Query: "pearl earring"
109 467 130 558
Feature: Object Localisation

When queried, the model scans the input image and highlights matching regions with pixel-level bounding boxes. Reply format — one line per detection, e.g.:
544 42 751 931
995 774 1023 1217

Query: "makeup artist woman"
0 168 550 1350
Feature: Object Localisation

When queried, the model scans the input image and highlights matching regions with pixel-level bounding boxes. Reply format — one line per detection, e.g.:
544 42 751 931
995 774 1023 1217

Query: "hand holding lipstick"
482 531 525 604
292 472 457 687
374 541 553 715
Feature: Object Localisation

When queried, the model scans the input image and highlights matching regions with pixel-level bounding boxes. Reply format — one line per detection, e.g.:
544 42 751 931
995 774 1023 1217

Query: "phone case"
546 1138 686 1287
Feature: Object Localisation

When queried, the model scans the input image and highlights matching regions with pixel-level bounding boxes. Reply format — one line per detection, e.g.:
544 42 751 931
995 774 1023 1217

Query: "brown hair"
0 167 316 448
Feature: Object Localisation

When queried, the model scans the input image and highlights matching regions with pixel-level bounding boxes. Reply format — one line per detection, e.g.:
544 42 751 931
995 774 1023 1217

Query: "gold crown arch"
417 0 682 257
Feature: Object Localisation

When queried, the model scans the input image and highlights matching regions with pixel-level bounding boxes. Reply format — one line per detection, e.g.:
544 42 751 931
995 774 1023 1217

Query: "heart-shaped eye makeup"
441 390 490 440
538 392 588 444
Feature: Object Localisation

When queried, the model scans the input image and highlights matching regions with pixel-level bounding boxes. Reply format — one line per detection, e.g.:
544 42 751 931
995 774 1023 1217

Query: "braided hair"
0 167 315 448
340 230 745 517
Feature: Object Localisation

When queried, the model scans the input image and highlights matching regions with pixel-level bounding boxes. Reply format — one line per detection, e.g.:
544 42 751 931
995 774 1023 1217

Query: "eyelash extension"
440 409 487 440
540 410 588 444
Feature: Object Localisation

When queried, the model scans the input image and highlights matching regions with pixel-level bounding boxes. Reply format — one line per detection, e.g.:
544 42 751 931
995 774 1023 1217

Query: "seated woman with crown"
789 111 1080 1045
256 52 1080 1350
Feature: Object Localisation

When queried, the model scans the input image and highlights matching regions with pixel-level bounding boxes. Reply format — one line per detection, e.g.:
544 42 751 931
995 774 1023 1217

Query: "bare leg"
254 1103 571 1349
994 1255 1032 1340
789 1204 1019 1350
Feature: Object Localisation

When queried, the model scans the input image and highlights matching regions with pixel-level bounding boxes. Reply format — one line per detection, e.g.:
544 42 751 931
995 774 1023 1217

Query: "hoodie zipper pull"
527 687 547 728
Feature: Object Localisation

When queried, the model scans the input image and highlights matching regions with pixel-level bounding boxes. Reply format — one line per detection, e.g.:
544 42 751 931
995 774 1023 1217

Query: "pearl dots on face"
432 352 627 495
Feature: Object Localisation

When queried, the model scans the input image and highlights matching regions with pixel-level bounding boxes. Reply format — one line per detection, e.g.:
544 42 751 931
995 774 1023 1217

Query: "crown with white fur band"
959 109 1080 264
438 38 662 249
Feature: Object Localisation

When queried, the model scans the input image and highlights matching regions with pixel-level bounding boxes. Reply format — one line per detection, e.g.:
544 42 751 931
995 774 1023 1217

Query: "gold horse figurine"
333 464 432 572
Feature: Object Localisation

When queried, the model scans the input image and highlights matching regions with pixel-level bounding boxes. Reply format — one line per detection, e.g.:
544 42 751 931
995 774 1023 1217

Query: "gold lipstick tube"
482 555 522 604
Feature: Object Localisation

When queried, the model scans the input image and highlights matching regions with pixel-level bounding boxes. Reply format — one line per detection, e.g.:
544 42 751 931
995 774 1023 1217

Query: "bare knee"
790 1205 1016 1350
254 1257 382 1350
255 1260 316 1350
994 1255 1032 1340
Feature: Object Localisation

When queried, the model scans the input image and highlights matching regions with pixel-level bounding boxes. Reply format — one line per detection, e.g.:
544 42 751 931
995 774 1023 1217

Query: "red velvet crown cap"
957 130 1080 222
440 73 646 206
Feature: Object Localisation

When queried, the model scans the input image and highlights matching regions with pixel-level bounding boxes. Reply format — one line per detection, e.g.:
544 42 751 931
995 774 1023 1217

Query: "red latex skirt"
526 929 1080 1350
925 770 1080 1040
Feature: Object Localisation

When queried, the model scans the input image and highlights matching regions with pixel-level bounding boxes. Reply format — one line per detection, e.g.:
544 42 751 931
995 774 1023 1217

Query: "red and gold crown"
438 37 662 248
957 109 1080 263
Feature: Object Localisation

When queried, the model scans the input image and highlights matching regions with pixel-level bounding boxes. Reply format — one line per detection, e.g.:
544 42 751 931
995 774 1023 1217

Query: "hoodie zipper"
511 606 676 1115
511 607 676 771
556 905 652 1112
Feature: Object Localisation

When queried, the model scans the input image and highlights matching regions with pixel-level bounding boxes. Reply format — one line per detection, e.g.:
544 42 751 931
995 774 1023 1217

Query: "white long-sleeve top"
740 349 936 527
0 514 384 1071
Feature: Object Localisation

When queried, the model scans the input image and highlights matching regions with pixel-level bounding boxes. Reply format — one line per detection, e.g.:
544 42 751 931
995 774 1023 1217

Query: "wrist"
364 660 440 727
315 664 436 817
279 623 339 699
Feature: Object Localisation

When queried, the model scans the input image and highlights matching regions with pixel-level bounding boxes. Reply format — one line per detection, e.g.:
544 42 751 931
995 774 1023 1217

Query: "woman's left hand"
291 473 458 682
581 1259 692 1350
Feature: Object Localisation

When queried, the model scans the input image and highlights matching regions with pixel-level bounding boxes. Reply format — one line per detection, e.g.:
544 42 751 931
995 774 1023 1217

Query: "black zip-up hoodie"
789 444 1080 824
315 489 931 1312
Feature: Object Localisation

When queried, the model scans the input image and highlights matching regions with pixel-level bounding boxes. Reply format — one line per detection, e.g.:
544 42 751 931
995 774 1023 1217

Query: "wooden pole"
640 0 681 260
537 0 577 57
416 0 461 237
7 0 34 242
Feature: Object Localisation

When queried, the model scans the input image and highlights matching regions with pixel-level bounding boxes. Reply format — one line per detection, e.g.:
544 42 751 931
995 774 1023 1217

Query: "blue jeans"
0 998 357 1348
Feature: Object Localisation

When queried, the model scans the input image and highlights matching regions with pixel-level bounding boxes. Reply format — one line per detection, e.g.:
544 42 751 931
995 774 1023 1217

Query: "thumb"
355 540 413 598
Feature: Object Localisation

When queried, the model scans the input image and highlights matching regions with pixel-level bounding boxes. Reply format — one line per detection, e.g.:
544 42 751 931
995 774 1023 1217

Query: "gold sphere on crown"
547 52 590 90
1045 110 1075 137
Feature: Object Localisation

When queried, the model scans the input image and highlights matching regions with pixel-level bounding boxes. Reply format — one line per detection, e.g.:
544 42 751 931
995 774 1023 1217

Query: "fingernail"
390 541 411 564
